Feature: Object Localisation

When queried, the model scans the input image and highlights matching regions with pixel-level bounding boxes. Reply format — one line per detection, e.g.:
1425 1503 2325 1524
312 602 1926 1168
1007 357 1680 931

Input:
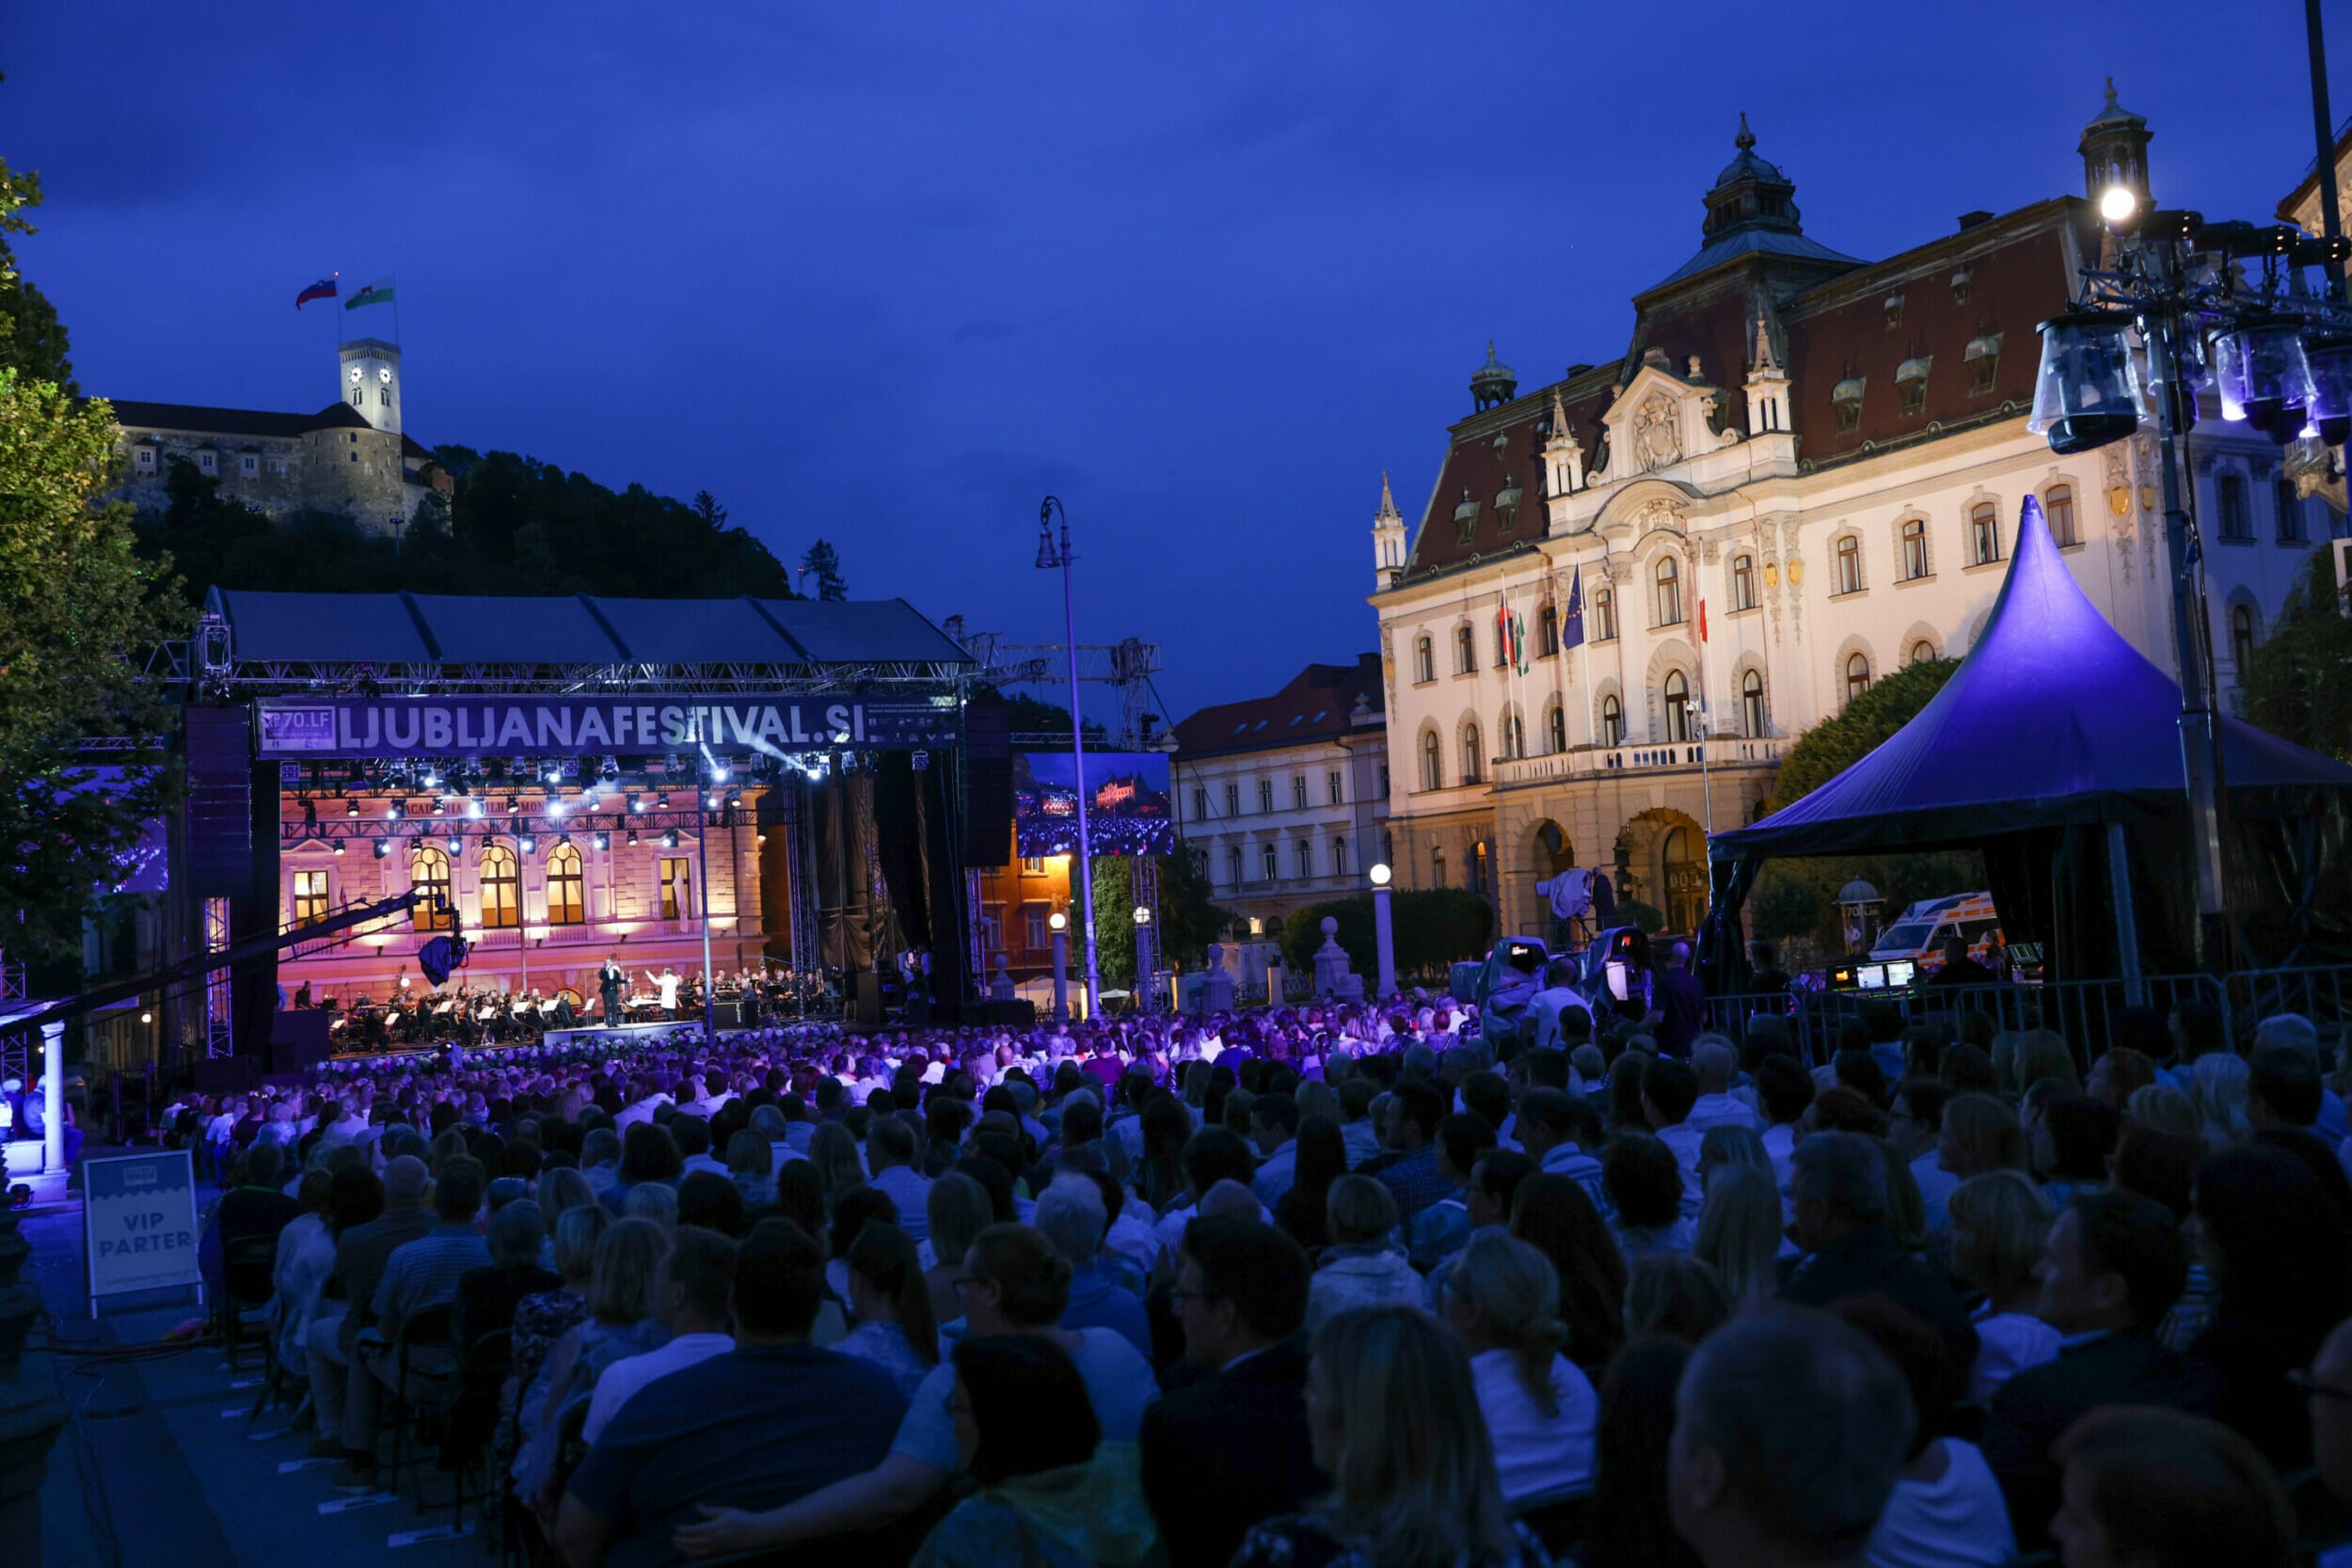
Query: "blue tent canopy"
1713 494 2352 862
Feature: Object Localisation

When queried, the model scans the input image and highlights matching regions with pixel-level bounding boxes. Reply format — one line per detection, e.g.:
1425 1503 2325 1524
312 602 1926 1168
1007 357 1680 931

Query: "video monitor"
1884 959 1917 988
1013 752 1174 857
1854 963 1888 990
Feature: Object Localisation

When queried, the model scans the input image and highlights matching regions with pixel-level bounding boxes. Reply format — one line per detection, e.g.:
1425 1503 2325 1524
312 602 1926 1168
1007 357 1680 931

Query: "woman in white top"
1306 1175 1426 1331
1439 1232 1597 1508
1947 1170 2060 1403
1834 1294 2015 1568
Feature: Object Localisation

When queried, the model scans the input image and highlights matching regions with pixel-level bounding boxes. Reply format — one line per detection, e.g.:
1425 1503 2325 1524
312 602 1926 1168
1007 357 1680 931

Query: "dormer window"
1897 356 1932 418
1454 490 1479 546
1883 293 1905 329
1965 334 2003 396
135 446 156 472
198 450 217 475
1833 377 1866 434
1495 479 1522 534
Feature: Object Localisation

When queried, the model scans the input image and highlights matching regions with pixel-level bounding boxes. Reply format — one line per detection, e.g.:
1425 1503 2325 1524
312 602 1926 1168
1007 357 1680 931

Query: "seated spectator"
673 1222 1157 1557
2122 1083 2201 1141
910 1334 1164 1568
1307 1175 1423 1330
1643 1056 1707 1186
1511 1087 1611 1217
206 1142 302 1306
1247 1092 1302 1209
1945 1171 2059 1402
2086 1045 2156 1113
674 1170 745 1236
1779 1132 1977 1376
1604 1133 1694 1260
1887 1080 1957 1230
1511 1172 1627 1375
2300 1313 2352 1523
581 1225 739 1444
453 1197 560 1355
559 1218 909 1568
2107 1123 2199 1223
1694 1124 1770 1192
1683 1041 1757 1135
922 1172 994 1328
2034 1092 2121 1209
1141 1218 1324 1568
1936 1093 2026 1180
834 1222 939 1398
601 1123 683 1213
1272 1114 1348 1253
1372 1081 1451 1224
1409 1111 1497 1272
1581 1337 1700 1568
1754 1055 1813 1183
1625 1254 1730 1344
1831 1295 2014 1568
1440 1233 1598 1507
1232 1306 1547 1568
1034 1174 1149 1358
1979 1191 2223 1547
1664 1307 1915 1568
269 1167 341 1375
1692 1164 1779 1312
723 1129 774 1207
2186 1143 2352 1472
865 1115 931 1243
2048 1407 2296 1568
511 1215 670 1503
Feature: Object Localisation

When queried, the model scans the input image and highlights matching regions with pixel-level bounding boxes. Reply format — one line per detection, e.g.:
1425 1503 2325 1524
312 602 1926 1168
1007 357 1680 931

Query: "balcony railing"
1490 738 1783 790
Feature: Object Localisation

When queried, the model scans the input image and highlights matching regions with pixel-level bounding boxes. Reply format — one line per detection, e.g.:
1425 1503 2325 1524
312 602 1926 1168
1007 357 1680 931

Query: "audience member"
834 1222 940 1398
1831 1295 2014 1568
1944 1171 2059 1402
1512 1172 1626 1374
1692 1164 1780 1312
2047 1407 2296 1568
1442 1232 1598 1509
1779 1133 1977 1376
580 1225 739 1444
1581 1338 1700 1568
1307 1175 1423 1329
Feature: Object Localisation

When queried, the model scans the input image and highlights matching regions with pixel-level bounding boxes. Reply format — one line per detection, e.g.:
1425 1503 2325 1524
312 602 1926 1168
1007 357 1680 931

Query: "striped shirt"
373 1223 491 1343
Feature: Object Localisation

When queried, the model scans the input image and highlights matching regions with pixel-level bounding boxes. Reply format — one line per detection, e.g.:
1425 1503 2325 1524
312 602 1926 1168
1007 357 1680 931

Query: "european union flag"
1562 566 1587 651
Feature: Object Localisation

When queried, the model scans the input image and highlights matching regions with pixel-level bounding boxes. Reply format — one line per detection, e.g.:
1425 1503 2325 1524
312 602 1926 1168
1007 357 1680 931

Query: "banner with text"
85 1149 202 1302
256 694 961 758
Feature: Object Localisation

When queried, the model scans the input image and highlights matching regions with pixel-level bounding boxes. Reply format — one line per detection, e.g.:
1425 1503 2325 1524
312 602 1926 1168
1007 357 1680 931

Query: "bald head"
383 1154 428 1205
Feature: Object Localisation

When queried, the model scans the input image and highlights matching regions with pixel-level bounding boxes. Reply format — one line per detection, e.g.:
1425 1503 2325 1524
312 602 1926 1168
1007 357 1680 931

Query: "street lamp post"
1037 498 1102 1021
1048 910 1070 1025
1132 905 1153 1014
1369 862 1397 1001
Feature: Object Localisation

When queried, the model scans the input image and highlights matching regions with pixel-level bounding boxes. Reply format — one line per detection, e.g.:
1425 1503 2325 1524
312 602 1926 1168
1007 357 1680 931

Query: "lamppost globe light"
1049 911 1068 932
2099 184 2138 228
1368 862 1392 887
1133 906 1152 926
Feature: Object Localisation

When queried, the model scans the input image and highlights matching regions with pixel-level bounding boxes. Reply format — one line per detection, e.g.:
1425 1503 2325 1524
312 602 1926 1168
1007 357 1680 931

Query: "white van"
1870 893 2002 974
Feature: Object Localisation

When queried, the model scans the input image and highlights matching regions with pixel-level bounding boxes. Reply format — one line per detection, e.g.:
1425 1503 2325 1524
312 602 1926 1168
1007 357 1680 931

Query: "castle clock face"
351 366 363 383
380 367 393 384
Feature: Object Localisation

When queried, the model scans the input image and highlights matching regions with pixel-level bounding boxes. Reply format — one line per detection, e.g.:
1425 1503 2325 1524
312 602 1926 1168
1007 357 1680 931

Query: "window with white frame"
1461 723 1483 785
1327 769 1343 805
1594 587 1617 641
1295 840 1312 879
1421 731 1442 791
1263 843 1279 880
1600 693 1624 747
2219 474 2252 541
1332 836 1348 876
1227 846 1244 884
1731 552 1756 610
1292 776 1308 810
1225 782 1241 816
1414 636 1435 683
1970 501 2001 564
2047 484 2080 547
1741 669 1766 738
1259 779 1275 813
1835 533 1863 594
1663 671 1692 743
1501 709 1525 760
2277 478 2309 544
1455 625 1477 673
1900 517 1929 579
1845 651 1872 703
1654 556 1684 626
1547 701 1566 754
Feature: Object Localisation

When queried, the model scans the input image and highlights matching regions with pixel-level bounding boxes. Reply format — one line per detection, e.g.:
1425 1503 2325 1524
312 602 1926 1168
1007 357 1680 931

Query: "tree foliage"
2240 547 2352 765
0 82 75 392
801 538 848 601
1280 887 1495 978
1769 657 1960 810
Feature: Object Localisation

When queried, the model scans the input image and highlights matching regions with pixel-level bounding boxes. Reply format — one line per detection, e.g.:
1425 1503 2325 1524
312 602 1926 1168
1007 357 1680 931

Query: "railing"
1492 739 1782 790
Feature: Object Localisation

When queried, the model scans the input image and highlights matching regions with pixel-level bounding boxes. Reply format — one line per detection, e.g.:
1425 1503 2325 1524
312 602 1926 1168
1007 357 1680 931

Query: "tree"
1155 842 1232 966
691 490 727 529
2240 548 2352 765
1089 856 1136 989
0 81 74 391
1769 657 1960 810
801 538 848 601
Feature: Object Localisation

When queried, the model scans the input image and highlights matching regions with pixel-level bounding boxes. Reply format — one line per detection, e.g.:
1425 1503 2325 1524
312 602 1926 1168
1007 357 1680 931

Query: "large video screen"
1014 752 1174 857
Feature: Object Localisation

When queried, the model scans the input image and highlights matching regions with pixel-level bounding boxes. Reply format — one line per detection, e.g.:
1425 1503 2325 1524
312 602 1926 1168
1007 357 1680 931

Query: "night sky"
8 3 2345 726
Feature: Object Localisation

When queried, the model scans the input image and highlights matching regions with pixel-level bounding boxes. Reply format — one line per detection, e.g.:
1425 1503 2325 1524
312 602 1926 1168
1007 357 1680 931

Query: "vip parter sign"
255 695 959 758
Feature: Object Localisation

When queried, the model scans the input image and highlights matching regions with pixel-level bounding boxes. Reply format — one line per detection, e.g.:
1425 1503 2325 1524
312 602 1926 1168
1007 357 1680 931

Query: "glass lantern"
2029 312 2145 453
2211 314 2315 439
2300 333 2352 448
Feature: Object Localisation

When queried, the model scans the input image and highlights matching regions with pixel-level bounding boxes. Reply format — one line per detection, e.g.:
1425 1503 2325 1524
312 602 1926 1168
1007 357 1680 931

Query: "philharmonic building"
1371 87 2340 941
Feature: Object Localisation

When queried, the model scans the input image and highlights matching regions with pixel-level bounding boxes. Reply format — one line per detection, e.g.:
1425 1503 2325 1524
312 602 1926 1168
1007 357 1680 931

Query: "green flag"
345 279 394 311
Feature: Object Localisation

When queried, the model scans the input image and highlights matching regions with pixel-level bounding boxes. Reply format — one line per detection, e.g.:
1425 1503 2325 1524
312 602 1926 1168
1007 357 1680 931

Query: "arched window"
1263 843 1279 880
1741 669 1766 738
1332 836 1348 876
1844 652 1872 703
410 846 452 931
1654 556 1683 626
1911 639 1937 665
479 843 519 928
1461 723 1484 785
1413 635 1434 684
2232 604 2257 674
1594 586 1617 641
1454 625 1477 674
1420 730 1443 791
1501 709 1525 760
1970 501 2001 565
1600 692 1624 747
1900 516 1929 579
547 841 584 925
1662 671 1692 743
1547 701 1566 754
1731 552 1756 610
2047 483 2079 547
1836 533 1863 594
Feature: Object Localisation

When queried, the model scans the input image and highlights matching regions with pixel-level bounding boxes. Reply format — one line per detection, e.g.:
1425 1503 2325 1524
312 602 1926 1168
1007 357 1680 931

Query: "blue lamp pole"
1037 498 1101 1021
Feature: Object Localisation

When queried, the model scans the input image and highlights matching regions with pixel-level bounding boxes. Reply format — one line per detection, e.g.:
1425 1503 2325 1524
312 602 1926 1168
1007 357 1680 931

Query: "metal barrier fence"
1696 966 2352 1069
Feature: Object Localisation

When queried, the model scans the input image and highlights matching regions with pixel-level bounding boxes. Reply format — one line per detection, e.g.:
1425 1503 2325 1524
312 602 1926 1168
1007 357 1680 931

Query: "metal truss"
151 642 972 698
203 896 233 1058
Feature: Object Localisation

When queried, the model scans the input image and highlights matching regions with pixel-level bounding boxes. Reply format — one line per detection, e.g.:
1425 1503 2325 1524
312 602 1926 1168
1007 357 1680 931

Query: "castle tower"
1372 472 1407 590
2079 77 2153 211
339 338 402 436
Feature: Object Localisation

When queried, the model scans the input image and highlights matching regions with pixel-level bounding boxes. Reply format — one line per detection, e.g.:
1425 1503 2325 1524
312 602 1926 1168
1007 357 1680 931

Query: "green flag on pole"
345 279 395 311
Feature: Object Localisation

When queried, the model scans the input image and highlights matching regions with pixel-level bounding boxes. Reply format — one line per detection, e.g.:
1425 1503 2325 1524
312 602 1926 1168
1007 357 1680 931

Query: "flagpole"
1698 594 1714 841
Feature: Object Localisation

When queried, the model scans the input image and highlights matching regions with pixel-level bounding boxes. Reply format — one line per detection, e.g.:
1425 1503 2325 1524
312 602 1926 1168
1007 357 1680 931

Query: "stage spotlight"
706 791 720 809
627 829 641 847
657 793 672 809
710 759 730 783
433 799 446 815
557 833 574 850
598 757 619 784
302 799 317 826
756 832 767 846
627 794 644 814
389 800 405 819
373 838 390 858
545 763 564 784
468 799 485 819
594 831 611 850
333 841 346 856
519 833 537 853
548 797 566 818
347 799 360 817
507 797 520 815
421 766 439 788
662 829 680 848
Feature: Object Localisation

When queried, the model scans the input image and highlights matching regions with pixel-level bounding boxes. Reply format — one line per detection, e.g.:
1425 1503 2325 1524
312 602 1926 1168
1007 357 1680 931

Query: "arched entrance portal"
1521 820 1577 942
1613 808 1708 937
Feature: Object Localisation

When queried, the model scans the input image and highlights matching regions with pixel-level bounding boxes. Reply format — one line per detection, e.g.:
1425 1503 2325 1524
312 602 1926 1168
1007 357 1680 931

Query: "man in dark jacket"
1140 1218 1327 1568
1777 1132 1979 1376
1979 1191 2223 1549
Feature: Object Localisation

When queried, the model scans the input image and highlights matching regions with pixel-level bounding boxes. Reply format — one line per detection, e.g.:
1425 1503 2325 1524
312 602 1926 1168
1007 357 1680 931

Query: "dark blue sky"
9 3 2345 727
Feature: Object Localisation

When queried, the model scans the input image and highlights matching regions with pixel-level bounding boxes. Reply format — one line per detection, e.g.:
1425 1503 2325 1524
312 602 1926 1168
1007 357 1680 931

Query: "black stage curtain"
872 755 970 1018
812 774 874 974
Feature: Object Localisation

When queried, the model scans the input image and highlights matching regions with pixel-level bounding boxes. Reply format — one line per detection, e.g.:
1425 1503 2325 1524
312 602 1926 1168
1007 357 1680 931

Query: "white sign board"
84 1149 203 1302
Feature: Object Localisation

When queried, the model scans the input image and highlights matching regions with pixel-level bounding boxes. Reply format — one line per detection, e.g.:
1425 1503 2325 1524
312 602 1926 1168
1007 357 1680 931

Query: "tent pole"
2106 821 2145 1007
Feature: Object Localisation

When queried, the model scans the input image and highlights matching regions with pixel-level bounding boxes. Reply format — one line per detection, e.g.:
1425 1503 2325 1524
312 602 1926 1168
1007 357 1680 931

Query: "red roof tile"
1173 653 1385 760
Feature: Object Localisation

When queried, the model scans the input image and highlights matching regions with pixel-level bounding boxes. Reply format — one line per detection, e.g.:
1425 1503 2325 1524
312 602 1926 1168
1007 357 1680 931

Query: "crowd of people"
168 989 2352 1568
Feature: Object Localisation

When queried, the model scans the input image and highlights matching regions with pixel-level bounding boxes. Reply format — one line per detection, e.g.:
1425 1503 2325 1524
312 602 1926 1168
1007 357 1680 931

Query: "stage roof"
203 589 975 673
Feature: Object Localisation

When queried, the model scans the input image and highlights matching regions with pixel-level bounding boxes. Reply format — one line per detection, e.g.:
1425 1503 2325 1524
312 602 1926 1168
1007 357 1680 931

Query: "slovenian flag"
345 278 395 311
295 277 338 309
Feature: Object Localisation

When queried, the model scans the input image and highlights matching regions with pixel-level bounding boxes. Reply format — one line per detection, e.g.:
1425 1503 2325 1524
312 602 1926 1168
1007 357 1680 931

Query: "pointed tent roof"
1714 495 2352 860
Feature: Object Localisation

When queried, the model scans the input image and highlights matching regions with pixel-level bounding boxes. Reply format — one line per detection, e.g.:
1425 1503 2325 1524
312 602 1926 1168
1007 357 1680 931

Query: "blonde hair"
2013 1031 2080 1094
925 1172 993 1269
621 1180 677 1230
1327 1175 1401 1246
1694 1164 1782 1308
1448 1233 1569 1417
726 1129 771 1181
1947 1169 2055 1301
1942 1094 2027 1178
588 1215 668 1323
551 1203 611 1282
808 1122 867 1205
537 1166 596 1227
2124 1084 2201 1140
1311 1307 1518 1568
2191 1054 2252 1153
1623 1253 1731 1342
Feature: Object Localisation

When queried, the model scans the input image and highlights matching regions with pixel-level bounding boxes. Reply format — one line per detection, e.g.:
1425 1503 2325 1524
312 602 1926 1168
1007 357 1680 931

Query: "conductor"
598 954 627 1027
